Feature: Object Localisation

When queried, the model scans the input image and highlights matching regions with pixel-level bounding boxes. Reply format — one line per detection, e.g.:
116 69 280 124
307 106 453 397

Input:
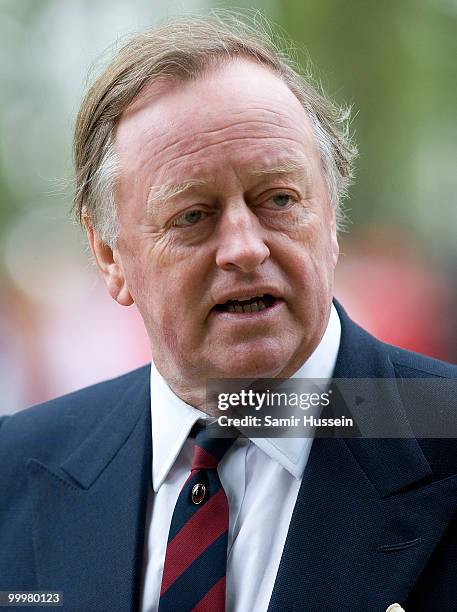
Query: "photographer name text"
217 415 354 428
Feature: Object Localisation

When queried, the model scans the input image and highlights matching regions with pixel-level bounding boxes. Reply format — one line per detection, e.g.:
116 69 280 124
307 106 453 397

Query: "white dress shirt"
140 304 341 612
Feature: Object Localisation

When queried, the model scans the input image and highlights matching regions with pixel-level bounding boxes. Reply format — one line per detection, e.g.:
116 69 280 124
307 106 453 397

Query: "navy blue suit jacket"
1 303 457 611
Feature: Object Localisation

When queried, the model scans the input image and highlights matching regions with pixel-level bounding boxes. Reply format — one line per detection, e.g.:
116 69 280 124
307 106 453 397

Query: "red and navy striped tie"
158 426 236 611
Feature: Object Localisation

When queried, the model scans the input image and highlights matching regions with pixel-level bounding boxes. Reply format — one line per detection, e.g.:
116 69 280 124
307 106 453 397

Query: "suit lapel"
27 369 152 612
268 303 457 610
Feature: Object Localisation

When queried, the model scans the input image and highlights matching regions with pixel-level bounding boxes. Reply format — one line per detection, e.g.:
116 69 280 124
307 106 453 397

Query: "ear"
85 220 134 306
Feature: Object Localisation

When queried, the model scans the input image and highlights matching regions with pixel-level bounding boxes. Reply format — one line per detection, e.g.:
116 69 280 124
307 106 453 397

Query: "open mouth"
213 294 277 313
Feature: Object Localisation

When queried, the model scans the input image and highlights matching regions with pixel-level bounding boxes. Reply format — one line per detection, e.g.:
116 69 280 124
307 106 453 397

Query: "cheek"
278 218 335 278
139 265 203 337
274 232 336 312
303 214 338 275
150 233 194 269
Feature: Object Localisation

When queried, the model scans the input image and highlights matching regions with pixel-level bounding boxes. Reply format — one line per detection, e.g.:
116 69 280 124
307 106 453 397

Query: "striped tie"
158 425 236 611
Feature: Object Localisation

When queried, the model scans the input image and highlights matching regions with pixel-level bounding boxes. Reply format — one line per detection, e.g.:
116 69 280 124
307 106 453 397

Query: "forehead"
115 59 319 186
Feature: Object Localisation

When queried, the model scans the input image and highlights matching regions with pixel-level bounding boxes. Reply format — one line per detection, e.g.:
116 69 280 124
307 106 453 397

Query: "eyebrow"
147 178 209 211
146 156 309 210
247 156 309 178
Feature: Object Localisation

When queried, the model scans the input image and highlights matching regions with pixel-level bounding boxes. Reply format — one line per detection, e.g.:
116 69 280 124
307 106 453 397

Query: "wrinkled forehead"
113 59 323 199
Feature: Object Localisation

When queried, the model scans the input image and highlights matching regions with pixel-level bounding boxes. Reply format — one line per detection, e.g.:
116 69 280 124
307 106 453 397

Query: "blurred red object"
335 223 454 362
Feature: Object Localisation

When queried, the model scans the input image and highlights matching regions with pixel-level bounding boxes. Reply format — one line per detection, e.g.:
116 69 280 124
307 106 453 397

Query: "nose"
215 203 270 272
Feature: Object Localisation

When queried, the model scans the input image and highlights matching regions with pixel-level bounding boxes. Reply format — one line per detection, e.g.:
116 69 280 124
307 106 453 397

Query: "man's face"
98 60 339 401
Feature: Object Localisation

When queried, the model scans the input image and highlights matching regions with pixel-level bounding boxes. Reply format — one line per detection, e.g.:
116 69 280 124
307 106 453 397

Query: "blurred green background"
1 0 456 412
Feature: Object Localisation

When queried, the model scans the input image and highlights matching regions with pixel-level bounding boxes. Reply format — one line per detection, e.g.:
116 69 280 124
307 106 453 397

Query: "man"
1 13 456 612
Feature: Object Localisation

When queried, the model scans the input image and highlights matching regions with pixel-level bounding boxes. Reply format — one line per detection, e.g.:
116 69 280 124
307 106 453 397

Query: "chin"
214 348 290 380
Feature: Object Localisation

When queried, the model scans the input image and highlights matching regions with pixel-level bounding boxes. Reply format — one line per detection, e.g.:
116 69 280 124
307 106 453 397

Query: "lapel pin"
386 605 405 612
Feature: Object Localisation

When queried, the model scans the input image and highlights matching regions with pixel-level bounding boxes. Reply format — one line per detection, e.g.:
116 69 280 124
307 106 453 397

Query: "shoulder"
386 343 457 379
0 364 150 465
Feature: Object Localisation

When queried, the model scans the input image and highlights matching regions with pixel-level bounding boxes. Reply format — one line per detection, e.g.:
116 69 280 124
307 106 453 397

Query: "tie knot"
191 424 236 471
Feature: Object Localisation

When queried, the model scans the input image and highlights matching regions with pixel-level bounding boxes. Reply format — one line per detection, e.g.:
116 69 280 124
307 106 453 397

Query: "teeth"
226 299 268 313
221 295 272 313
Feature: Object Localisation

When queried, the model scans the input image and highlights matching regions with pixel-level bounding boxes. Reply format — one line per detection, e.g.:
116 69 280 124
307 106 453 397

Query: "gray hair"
74 11 357 247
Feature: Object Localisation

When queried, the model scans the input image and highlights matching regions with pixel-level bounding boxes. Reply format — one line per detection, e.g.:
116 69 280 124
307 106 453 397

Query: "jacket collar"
333 300 432 498
60 368 151 489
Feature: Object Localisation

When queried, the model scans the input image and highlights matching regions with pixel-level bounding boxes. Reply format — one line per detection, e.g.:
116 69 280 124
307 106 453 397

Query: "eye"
172 209 205 227
266 193 296 209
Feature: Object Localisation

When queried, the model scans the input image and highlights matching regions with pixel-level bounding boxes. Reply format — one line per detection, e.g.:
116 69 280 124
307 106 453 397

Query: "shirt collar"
150 303 341 490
